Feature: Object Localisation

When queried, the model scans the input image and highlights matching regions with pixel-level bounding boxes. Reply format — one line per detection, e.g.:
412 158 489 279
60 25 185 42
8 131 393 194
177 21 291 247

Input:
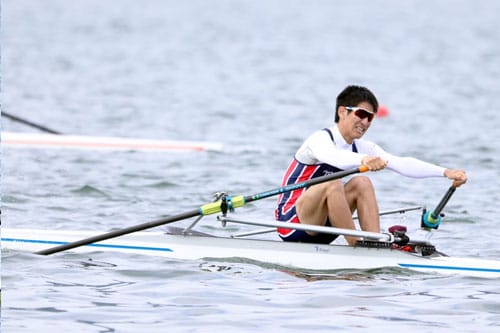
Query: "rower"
275 85 467 245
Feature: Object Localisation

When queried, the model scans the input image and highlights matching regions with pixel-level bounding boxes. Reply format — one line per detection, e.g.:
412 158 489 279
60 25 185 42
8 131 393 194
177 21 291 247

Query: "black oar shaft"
36 209 201 255
36 166 368 255
431 186 456 218
244 166 368 203
421 185 458 229
2 111 62 134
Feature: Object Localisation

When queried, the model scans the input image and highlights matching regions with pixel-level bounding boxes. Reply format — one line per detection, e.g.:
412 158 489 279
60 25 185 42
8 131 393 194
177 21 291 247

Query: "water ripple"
3 0 500 332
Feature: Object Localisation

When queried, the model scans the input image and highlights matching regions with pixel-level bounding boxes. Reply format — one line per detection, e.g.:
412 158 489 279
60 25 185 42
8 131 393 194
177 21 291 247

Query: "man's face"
338 101 375 143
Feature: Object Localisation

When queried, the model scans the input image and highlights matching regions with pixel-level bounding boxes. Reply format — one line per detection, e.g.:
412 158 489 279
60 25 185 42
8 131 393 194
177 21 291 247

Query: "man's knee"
324 180 345 196
348 176 374 194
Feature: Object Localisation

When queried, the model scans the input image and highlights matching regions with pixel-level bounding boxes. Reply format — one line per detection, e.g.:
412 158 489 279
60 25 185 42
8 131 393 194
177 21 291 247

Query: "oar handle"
421 186 457 229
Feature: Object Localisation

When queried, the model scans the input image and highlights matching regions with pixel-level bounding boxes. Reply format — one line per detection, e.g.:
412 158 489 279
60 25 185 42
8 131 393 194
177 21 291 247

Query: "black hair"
334 85 379 123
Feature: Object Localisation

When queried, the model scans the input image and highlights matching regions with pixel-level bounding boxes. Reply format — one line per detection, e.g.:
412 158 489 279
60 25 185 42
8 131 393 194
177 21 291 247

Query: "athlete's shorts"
279 220 339 244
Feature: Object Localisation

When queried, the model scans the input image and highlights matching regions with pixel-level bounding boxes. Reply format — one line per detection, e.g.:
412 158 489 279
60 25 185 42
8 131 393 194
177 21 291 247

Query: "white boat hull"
2 228 500 278
1 131 223 152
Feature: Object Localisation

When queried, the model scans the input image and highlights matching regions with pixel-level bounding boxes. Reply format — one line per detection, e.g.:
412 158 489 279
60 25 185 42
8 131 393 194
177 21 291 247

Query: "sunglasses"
346 106 375 122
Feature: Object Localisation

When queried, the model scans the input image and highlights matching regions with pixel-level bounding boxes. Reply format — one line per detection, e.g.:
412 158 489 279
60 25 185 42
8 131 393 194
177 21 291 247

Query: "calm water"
2 0 500 332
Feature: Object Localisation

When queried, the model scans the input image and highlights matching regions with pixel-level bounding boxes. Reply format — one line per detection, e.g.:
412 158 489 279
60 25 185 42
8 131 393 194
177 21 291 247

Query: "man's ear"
338 106 347 119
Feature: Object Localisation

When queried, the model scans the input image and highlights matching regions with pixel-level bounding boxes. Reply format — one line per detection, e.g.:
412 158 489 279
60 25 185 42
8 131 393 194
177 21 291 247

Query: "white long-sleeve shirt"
295 125 446 178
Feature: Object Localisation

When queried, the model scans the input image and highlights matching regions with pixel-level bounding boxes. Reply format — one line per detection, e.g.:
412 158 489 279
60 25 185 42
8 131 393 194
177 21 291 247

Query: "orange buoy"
377 105 389 118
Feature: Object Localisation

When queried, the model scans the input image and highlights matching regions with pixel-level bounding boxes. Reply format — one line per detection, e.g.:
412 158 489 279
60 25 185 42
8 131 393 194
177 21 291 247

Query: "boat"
1 131 223 152
3 213 500 279
2 167 498 278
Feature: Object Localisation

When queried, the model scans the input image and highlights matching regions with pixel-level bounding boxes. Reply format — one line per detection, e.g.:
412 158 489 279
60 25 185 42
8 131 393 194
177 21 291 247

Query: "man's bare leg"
296 180 356 242
295 177 380 245
344 176 380 233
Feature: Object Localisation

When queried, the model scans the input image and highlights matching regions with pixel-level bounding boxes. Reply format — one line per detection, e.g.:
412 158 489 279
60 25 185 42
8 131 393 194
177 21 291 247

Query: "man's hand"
361 156 388 171
444 169 467 187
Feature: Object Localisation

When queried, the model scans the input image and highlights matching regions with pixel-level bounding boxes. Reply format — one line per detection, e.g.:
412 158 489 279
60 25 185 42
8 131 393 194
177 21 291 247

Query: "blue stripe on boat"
1 238 174 252
399 263 500 273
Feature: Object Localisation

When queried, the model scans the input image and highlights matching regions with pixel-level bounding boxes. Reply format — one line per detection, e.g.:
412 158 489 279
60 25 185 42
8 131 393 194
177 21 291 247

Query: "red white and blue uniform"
275 125 446 241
